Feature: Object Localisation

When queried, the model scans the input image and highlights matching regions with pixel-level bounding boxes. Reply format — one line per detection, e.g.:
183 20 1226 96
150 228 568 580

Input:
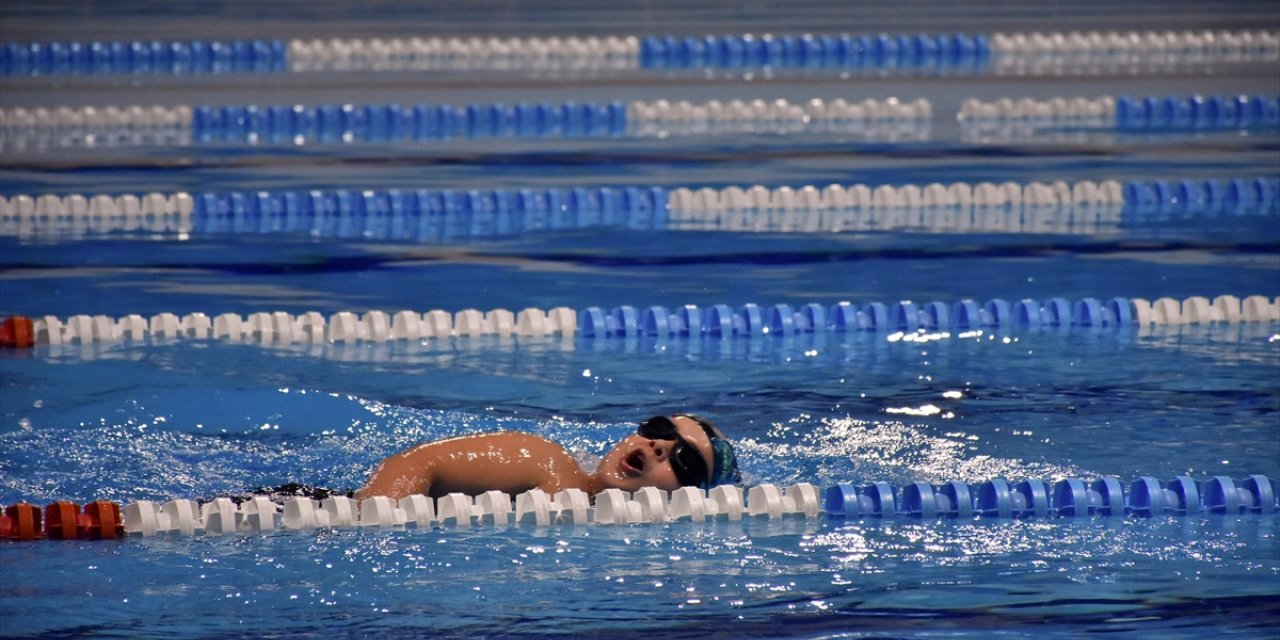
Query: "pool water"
1 320 1278 638
2 1 1279 638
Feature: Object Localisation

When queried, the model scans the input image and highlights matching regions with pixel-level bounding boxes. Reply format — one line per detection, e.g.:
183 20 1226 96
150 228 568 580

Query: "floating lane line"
2 30 1275 77
7 94 1278 136
1 294 1276 349
0 97 931 144
2 176 1276 239
959 93 1280 132
1 474 1276 541
3 94 1274 154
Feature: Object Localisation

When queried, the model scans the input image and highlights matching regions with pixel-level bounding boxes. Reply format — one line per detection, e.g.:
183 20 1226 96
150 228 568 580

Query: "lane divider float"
959 93 1280 132
2 474 1275 541
0 501 122 541
11 94 1279 140
5 95 1272 150
667 177 1278 220
0 38 286 76
1 294 1276 349
986 29 1280 75
0 97 930 144
3 30 1275 77
1 176 1275 239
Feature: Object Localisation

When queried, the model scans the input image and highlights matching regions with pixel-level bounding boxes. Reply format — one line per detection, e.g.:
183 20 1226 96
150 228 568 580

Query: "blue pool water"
2 1 1279 638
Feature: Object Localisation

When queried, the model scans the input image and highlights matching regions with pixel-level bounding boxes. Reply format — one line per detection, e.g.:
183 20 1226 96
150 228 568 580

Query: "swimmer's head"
596 414 741 492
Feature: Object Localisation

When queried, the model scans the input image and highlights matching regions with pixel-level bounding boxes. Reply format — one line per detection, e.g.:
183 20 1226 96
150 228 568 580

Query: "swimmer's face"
596 415 715 492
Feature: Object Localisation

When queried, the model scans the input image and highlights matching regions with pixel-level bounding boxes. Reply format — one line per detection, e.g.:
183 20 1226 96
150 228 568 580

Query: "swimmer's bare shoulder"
356 431 596 500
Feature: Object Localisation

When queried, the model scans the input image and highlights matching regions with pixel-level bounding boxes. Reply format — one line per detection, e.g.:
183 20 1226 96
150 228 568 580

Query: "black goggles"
637 415 714 488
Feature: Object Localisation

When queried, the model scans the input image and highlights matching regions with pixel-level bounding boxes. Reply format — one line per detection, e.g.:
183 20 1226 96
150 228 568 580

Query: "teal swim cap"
676 414 741 488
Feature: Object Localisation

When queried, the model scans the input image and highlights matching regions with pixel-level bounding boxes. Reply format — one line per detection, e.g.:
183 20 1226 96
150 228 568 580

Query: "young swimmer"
355 414 740 500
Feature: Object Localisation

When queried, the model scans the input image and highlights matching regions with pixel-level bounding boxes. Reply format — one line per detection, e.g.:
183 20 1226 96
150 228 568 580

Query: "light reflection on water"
2 0 1277 636
0 429 1276 637
3 379 1275 636
0 262 1276 639
0 399 1087 505
3 512 1275 638
738 414 1082 489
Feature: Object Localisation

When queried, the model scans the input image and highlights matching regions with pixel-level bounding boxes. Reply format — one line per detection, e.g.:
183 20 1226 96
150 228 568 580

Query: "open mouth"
621 450 646 476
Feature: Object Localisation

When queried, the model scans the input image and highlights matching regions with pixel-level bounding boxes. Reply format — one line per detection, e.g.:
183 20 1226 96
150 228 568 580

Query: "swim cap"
677 414 741 488
706 437 741 488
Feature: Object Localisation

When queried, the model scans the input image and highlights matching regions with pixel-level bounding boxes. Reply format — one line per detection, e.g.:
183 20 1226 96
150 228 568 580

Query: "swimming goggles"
637 415 714 487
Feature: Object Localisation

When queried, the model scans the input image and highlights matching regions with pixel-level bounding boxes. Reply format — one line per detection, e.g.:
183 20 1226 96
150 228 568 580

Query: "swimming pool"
2 1 1279 638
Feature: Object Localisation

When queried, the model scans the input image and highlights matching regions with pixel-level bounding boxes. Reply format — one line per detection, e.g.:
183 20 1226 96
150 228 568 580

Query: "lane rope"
3 30 1275 77
959 93 1280 132
11 94 1280 138
1 474 1275 541
4 94 1274 153
2 176 1277 240
0 97 930 144
1 293 1276 349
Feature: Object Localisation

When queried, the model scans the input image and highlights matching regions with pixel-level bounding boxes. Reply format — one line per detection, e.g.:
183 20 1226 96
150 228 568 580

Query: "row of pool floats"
2 177 1277 241
0 294 1276 348
0 97 926 142
960 93 1280 131
4 30 1276 76
4 95 1277 141
2 475 1276 541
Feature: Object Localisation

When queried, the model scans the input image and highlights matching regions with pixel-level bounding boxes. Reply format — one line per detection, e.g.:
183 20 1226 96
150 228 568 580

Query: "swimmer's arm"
356 432 593 500
355 441 440 500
